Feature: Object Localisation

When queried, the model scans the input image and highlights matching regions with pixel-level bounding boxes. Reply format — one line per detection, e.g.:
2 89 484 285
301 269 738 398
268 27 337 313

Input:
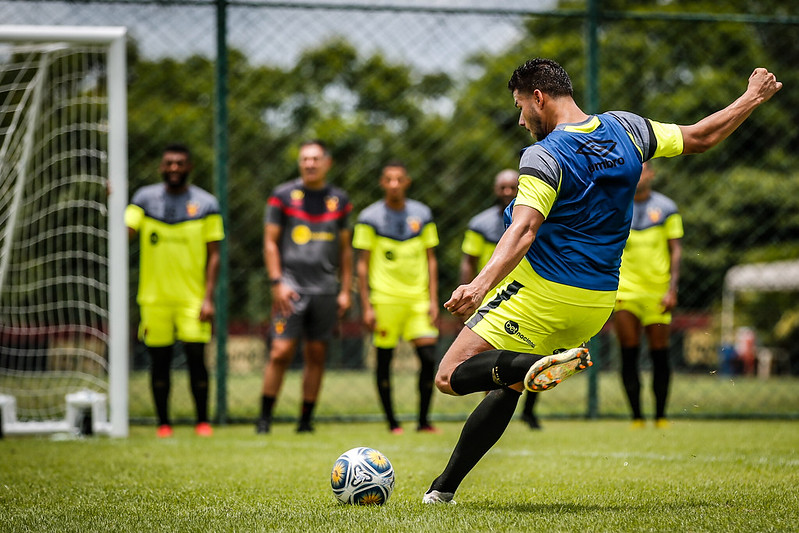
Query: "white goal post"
0 26 128 437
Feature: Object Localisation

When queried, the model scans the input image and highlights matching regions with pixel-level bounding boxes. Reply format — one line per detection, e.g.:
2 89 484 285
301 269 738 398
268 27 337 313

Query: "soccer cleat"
524 346 592 392
521 412 542 430
422 490 456 505
631 418 646 429
654 418 671 429
417 424 442 434
390 426 404 435
296 421 314 433
255 417 271 434
195 422 213 437
156 424 173 438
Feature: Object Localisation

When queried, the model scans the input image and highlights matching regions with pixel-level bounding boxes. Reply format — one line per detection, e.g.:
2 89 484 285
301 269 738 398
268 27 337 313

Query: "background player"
256 140 353 434
422 59 781 504
125 143 223 438
614 161 683 428
460 169 542 430
354 161 440 433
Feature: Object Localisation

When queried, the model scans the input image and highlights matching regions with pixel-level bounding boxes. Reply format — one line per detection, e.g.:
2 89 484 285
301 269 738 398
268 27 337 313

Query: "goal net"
0 26 128 437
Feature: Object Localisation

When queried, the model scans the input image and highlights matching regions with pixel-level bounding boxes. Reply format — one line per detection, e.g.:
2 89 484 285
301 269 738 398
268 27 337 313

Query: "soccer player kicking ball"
423 59 781 504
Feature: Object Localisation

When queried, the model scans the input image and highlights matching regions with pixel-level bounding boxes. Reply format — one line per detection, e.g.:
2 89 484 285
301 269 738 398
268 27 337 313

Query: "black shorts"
270 293 338 340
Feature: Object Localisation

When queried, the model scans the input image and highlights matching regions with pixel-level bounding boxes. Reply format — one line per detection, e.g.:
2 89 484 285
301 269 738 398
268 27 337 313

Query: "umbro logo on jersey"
576 139 626 173
576 139 617 158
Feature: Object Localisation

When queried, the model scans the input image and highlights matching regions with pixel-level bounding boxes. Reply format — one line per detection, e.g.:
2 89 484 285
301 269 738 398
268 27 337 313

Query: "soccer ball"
330 447 395 505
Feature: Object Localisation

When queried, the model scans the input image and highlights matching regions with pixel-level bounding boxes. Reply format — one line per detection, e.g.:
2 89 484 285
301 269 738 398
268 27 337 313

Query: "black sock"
416 344 437 427
429 388 521 494
300 400 315 425
449 349 540 395
149 345 173 426
621 346 642 419
522 389 539 417
376 348 398 428
184 342 209 424
651 348 671 419
260 395 276 420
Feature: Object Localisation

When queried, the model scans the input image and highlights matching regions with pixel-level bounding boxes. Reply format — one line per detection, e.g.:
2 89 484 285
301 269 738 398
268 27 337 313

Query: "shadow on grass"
473 500 718 514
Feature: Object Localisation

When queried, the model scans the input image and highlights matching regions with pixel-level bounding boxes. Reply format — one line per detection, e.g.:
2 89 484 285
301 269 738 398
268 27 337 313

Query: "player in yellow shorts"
461 169 544 430
126 144 224 438
614 162 683 428
354 161 440 434
422 59 780 504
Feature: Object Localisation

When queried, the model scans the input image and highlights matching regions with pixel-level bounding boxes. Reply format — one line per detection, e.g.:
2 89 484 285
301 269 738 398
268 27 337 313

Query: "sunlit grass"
2 420 797 532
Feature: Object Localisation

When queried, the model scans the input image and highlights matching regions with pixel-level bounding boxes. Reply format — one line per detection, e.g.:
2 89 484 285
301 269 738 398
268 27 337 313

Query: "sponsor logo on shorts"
385 250 394 261
504 320 535 348
150 232 159 245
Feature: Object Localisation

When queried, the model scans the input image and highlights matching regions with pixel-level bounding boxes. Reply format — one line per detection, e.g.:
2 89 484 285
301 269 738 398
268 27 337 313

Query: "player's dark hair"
383 159 407 172
300 139 331 157
508 58 573 97
163 143 191 158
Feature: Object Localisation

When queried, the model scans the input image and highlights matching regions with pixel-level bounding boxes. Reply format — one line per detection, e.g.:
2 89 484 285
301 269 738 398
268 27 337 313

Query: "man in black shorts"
256 140 353 434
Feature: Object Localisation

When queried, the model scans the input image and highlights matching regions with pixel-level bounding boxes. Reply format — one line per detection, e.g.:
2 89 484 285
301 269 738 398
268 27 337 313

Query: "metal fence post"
214 0 230 425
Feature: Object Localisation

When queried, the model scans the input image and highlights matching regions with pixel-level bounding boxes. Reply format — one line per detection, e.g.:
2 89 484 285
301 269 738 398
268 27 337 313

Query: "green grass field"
1 419 797 532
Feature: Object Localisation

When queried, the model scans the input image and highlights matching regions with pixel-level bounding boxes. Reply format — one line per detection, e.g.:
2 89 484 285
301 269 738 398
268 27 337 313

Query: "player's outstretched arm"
680 68 782 155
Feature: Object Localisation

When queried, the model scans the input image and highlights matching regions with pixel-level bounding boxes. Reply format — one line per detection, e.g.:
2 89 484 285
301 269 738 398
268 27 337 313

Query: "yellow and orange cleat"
525 346 592 392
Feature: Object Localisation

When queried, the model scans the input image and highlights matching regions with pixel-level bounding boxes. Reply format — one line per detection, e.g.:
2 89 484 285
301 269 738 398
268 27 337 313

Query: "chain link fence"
2 0 797 424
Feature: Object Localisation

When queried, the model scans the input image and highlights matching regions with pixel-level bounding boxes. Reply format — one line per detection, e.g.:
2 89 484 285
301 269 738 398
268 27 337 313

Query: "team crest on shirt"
647 207 663 224
274 318 286 335
325 196 340 212
186 202 199 217
407 216 421 234
290 189 304 206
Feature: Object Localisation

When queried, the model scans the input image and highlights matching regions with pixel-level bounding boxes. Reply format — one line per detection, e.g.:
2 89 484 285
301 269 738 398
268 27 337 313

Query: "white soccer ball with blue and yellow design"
330 447 395 505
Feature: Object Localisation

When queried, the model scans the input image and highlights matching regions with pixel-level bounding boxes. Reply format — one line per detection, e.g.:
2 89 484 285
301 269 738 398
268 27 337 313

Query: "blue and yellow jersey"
510 111 683 292
617 191 683 298
265 178 352 294
461 204 505 271
125 184 224 306
353 199 438 304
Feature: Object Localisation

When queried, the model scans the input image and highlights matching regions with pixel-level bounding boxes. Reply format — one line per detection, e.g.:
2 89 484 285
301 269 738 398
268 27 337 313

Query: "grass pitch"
1 419 797 532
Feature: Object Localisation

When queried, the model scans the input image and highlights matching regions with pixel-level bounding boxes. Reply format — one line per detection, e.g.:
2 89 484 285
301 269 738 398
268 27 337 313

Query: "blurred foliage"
118 0 799 357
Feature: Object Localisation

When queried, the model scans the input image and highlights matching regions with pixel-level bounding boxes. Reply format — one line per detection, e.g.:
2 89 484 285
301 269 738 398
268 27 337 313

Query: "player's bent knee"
434 370 456 396
268 350 294 368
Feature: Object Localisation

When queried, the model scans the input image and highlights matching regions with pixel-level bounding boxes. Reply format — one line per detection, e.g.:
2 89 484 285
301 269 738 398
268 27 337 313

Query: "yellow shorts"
467 260 615 355
614 292 671 326
139 303 211 347
372 299 438 349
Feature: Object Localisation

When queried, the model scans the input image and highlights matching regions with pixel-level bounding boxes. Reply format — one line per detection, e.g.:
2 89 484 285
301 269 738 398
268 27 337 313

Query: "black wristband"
270 278 281 286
